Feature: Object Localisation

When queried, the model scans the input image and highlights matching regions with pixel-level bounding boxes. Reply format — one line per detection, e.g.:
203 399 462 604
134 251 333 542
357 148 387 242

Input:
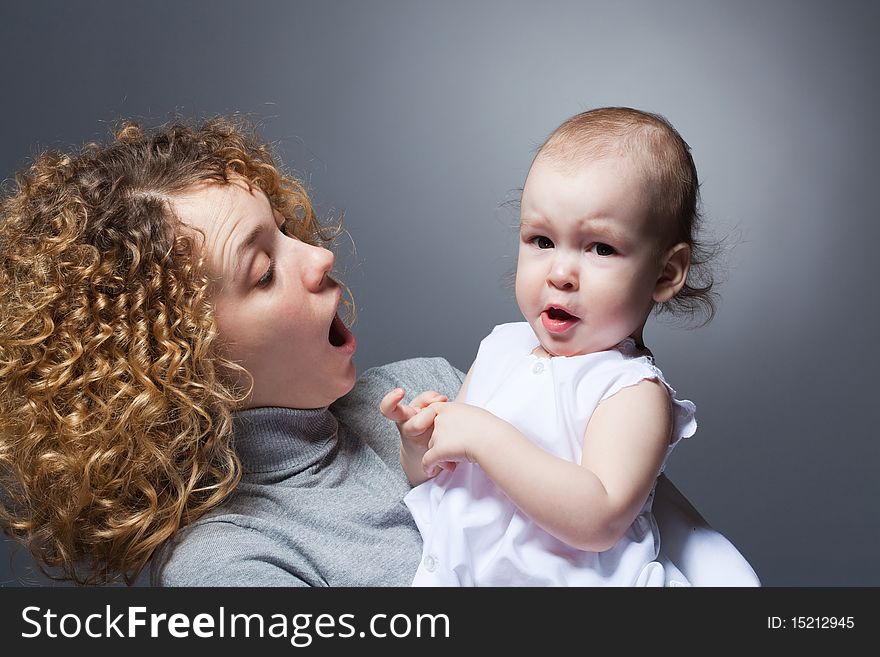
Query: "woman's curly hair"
0 115 331 584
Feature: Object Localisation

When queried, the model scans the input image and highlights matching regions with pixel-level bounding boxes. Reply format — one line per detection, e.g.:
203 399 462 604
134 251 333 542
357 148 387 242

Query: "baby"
381 107 714 586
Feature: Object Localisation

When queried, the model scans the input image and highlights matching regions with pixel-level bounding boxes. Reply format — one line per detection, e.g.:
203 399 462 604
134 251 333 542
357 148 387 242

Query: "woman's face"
171 179 357 409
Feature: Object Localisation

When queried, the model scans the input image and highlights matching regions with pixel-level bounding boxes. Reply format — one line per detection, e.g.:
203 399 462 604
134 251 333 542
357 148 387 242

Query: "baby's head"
516 107 715 357
0 116 331 583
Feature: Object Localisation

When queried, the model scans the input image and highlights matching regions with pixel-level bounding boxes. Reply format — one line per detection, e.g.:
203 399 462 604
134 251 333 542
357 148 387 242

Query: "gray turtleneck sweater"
151 357 464 586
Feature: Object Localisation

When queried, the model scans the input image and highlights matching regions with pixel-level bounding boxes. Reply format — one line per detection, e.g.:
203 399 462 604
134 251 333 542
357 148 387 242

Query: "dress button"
423 555 437 572
532 361 545 374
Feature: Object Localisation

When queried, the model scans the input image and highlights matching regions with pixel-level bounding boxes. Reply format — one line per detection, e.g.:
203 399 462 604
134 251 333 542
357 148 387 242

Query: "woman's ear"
653 243 691 303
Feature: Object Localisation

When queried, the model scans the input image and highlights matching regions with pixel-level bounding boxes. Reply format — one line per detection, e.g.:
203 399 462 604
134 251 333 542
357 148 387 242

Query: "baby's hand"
422 401 505 475
380 388 446 442
380 388 455 478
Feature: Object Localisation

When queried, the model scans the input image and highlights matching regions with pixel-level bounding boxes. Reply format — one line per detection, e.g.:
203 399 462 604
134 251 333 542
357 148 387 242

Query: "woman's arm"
422 378 672 552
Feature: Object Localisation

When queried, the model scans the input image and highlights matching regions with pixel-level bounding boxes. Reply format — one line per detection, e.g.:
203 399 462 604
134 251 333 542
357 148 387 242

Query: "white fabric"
405 322 697 586
652 474 761 586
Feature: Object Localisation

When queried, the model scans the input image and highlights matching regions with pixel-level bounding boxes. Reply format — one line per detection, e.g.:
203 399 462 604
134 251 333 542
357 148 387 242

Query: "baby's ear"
653 243 690 303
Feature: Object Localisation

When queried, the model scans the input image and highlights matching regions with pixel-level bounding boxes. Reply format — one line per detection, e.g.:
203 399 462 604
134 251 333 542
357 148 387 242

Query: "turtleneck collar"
232 406 339 474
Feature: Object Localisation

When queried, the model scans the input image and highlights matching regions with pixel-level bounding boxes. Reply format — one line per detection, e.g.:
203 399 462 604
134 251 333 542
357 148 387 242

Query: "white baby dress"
404 322 697 586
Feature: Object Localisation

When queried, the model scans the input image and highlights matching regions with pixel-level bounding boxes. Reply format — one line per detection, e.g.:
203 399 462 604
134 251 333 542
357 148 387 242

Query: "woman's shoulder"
336 357 465 410
151 514 310 587
150 515 244 586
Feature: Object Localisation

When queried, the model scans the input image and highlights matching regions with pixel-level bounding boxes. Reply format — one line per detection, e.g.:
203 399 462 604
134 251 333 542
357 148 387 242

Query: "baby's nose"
548 256 579 290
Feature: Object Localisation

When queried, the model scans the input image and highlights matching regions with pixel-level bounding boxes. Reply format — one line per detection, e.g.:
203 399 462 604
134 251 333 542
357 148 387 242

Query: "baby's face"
516 155 667 357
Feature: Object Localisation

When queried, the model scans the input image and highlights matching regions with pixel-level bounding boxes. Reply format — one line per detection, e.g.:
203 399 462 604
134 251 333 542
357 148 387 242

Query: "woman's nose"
547 253 579 291
300 242 336 292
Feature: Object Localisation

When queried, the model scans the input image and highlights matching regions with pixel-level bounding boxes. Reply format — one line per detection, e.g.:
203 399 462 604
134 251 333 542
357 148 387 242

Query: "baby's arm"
423 379 671 552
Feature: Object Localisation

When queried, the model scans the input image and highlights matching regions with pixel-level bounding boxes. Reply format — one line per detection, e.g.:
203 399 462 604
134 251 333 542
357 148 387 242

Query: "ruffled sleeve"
594 346 698 452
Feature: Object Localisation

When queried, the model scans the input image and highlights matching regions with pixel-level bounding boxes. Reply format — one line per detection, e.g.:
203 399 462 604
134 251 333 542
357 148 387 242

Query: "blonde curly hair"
0 115 332 584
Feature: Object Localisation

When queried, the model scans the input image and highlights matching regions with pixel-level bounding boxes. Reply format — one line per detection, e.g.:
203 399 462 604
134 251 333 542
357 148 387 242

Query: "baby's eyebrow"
521 215 630 245
579 218 629 243
519 217 546 230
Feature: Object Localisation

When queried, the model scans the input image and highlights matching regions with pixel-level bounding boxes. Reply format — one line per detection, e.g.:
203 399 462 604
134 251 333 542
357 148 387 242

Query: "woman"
0 117 756 586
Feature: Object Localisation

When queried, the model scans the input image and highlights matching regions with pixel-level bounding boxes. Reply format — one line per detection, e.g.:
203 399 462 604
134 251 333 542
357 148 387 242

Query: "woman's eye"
592 243 616 256
533 236 554 249
257 259 275 287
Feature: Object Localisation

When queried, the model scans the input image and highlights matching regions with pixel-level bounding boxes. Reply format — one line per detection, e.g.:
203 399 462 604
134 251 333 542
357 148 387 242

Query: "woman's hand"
421 401 511 476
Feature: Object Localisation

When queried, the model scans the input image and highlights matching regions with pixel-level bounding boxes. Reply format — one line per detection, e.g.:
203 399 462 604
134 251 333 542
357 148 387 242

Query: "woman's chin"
317 358 358 406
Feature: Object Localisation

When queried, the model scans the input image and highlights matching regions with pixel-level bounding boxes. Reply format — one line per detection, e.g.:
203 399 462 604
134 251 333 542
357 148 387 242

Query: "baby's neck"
532 344 554 359
532 334 648 359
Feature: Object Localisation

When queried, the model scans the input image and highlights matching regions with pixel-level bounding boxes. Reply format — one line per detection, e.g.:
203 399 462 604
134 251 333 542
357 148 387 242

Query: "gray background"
1 0 877 586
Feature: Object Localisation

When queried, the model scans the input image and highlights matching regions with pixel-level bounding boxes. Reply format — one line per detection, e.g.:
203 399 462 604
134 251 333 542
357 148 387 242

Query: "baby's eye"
591 243 616 257
532 236 554 249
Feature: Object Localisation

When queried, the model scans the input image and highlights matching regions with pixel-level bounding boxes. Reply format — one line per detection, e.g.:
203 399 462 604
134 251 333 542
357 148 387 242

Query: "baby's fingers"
409 390 448 411
400 405 438 437
422 448 459 477
438 461 457 474
379 388 414 423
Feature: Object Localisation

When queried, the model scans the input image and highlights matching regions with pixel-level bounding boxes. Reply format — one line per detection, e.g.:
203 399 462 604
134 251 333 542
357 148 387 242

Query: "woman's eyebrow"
232 224 265 280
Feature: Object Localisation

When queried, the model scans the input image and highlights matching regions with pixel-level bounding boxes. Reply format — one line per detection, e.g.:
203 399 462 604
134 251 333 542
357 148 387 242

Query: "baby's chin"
531 319 619 357
535 340 593 358
536 332 618 358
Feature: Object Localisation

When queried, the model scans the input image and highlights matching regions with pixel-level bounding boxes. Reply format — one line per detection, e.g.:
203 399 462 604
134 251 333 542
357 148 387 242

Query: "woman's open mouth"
328 313 356 353
541 306 580 334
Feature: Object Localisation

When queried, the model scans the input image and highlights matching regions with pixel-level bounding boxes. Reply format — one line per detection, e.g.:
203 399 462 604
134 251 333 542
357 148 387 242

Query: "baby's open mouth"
546 307 577 321
541 306 580 334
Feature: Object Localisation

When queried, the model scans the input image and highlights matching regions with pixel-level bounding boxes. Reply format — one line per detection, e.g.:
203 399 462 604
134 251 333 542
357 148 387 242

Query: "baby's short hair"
537 107 717 323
